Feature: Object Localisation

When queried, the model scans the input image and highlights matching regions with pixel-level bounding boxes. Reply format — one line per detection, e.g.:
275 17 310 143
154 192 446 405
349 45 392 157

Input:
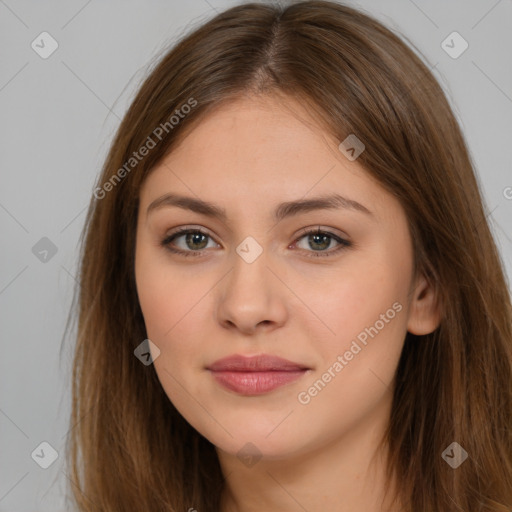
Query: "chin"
202 421 314 464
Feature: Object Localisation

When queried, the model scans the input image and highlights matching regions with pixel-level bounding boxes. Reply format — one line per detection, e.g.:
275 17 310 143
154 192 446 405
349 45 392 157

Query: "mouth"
206 354 311 395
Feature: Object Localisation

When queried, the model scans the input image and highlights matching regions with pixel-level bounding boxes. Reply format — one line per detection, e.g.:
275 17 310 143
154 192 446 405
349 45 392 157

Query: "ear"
407 273 441 335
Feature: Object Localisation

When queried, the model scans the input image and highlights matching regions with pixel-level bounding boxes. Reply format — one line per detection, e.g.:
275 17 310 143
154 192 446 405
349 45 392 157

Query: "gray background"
1 0 511 510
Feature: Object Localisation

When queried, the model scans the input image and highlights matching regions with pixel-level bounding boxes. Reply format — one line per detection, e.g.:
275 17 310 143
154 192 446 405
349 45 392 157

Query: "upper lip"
207 354 310 372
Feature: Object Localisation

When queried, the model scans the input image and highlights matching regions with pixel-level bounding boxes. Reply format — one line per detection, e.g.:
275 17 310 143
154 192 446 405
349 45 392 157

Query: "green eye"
161 226 351 258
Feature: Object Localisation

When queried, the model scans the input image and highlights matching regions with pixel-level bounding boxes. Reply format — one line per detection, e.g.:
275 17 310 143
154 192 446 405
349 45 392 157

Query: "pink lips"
207 354 310 395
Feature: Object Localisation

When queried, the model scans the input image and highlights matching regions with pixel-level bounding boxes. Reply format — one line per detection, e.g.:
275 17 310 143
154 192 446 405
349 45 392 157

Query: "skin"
134 94 440 512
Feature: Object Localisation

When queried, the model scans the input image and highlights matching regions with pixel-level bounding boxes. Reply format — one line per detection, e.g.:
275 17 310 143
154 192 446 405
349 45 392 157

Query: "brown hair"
64 1 512 510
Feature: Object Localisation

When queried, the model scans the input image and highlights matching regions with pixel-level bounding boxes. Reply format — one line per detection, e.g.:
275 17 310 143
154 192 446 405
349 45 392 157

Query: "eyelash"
160 226 352 259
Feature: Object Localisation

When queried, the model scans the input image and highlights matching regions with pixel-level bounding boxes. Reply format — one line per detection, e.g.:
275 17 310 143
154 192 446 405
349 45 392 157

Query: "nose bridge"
229 234 272 296
215 233 287 332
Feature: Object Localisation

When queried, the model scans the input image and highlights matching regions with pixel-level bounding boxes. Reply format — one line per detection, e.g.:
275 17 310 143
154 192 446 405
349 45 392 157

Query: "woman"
65 1 512 510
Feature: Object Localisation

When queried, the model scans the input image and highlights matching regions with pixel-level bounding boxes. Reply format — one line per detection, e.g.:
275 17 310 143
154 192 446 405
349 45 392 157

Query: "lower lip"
209 370 308 395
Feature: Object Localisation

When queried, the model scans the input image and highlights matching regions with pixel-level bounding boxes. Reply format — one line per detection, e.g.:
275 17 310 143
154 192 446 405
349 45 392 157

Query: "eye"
160 227 218 257
291 226 351 258
160 225 352 258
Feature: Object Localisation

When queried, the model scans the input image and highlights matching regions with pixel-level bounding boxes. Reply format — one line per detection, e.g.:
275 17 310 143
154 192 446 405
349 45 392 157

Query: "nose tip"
216 259 287 336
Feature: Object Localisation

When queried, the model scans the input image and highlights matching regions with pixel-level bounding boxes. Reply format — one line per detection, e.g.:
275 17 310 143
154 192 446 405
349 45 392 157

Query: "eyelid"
289 226 352 258
161 224 352 258
162 224 349 243
293 225 350 242
161 225 219 247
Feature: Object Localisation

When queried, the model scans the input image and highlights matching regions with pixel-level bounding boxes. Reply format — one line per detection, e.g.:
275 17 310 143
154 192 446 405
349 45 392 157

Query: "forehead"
138 94 398 225
170 94 336 163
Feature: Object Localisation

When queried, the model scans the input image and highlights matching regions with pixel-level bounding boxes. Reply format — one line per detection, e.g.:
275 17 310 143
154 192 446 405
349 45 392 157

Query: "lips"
207 354 309 372
206 354 310 395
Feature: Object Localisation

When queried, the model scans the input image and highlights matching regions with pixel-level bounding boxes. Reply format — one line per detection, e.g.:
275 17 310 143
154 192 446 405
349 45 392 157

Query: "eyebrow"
146 192 373 222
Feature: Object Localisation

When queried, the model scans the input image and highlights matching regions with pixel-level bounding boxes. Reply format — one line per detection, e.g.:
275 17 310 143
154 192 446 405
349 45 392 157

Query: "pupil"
310 234 329 250
187 233 208 250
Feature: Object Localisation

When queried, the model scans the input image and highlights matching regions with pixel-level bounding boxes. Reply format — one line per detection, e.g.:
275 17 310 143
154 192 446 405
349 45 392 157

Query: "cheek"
135 246 212 377
135 251 205 400
133 231 231 442
136 242 190 336
306 250 411 393
315 262 408 336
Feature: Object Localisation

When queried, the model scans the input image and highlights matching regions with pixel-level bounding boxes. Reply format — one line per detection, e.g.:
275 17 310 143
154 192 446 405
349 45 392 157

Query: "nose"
215 246 288 336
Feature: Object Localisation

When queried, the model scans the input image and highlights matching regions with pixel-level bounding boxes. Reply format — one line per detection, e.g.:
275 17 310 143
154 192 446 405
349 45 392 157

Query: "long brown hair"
64 1 512 510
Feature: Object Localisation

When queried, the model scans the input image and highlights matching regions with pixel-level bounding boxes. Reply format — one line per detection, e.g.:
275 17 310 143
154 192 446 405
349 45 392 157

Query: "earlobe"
407 274 442 335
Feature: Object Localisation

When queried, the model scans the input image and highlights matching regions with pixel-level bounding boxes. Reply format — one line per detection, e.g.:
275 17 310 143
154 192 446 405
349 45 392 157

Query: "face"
134 94 434 462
